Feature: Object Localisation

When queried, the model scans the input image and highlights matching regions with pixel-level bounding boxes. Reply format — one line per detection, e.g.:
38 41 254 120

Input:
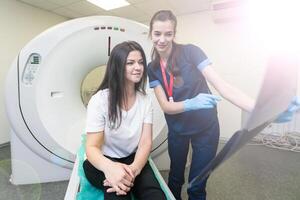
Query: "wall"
1 3 297 143
0 0 68 144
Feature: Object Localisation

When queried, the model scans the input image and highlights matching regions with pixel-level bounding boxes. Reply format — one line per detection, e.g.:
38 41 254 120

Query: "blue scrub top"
148 44 218 135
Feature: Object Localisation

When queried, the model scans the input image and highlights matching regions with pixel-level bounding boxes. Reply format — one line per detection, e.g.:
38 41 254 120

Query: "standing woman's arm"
148 49 220 115
202 65 255 112
153 85 185 114
153 85 220 115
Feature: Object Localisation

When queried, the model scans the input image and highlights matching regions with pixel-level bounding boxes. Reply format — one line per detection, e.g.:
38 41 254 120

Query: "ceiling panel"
47 0 81 6
19 0 60 10
52 7 85 18
66 1 106 15
133 14 152 24
16 0 212 20
169 0 211 15
127 0 147 4
133 0 178 16
110 5 147 20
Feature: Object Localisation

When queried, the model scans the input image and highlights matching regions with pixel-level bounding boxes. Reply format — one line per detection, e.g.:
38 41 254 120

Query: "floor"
1 142 300 200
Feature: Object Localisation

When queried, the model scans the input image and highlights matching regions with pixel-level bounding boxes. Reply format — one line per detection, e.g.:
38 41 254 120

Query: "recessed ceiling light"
86 0 130 10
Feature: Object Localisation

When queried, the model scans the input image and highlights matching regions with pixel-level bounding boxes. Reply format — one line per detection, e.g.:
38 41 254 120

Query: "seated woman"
83 41 167 200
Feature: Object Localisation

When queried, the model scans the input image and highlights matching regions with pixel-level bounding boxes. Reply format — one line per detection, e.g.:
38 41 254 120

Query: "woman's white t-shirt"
86 89 153 158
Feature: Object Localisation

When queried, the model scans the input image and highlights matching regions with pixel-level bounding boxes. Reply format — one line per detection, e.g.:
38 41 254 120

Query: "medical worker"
147 10 300 200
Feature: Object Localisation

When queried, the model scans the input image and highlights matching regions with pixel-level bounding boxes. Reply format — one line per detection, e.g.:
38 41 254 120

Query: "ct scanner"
5 16 170 185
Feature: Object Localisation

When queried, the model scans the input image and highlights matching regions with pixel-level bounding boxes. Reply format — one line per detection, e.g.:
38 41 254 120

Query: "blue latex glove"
274 96 300 123
183 93 221 112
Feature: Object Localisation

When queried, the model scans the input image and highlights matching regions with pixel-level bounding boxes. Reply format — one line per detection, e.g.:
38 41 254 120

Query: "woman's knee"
83 160 105 189
133 163 166 200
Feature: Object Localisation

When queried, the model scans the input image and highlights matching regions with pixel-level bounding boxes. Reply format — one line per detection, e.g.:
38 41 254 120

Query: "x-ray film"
189 53 299 188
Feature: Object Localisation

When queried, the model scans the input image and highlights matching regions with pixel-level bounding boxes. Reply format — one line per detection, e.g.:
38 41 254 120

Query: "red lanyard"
160 59 174 102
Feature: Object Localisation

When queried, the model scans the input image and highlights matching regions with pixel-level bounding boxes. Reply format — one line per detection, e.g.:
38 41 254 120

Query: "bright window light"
244 0 300 54
86 0 130 10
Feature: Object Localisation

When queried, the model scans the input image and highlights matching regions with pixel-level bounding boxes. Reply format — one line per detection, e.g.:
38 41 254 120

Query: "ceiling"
17 0 213 23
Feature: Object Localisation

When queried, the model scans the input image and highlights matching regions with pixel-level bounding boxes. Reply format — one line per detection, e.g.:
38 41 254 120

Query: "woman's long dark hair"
149 10 181 76
96 41 147 129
